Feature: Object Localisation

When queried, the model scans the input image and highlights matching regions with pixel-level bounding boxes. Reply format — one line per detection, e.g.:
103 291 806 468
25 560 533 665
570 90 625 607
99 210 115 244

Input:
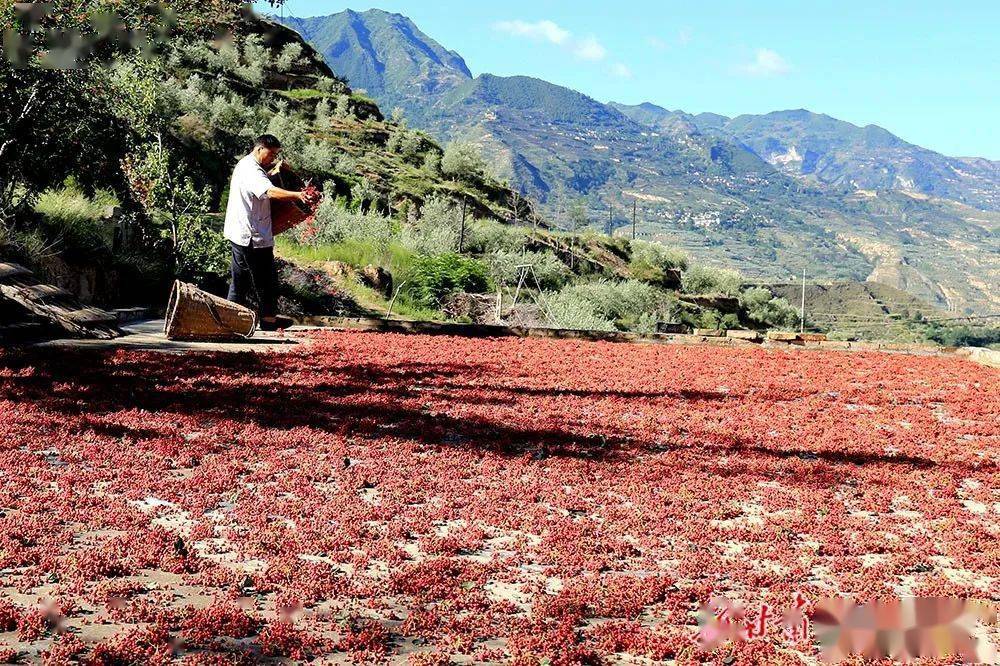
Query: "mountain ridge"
611 101 999 209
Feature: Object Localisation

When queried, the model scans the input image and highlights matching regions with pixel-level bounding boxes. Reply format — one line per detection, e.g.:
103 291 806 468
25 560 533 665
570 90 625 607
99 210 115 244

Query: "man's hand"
299 188 321 206
266 186 307 202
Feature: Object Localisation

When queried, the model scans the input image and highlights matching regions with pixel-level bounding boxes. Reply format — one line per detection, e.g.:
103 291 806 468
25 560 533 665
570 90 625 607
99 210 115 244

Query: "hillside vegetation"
1 5 533 314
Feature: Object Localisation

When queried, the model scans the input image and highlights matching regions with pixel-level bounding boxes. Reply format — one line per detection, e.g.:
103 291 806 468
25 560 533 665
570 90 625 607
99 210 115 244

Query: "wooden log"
0 283 118 340
65 308 119 325
18 284 74 301
0 263 32 280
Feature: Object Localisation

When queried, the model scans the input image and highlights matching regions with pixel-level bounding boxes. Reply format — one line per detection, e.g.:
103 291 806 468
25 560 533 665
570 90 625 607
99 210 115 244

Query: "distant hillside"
613 103 1000 210
768 281 942 332
276 9 1000 315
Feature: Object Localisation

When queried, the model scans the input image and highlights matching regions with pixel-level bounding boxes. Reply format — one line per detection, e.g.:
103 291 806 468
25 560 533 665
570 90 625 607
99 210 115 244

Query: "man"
224 134 309 331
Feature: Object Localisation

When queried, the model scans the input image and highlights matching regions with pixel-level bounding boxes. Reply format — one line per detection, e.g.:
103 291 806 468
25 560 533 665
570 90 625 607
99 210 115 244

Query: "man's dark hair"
254 134 282 150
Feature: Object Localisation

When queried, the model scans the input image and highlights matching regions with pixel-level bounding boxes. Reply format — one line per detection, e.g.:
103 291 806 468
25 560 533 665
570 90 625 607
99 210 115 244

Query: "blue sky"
256 1 1000 159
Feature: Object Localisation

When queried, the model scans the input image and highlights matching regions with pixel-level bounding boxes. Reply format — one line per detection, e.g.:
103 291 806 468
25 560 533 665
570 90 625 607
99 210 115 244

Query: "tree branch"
0 83 41 163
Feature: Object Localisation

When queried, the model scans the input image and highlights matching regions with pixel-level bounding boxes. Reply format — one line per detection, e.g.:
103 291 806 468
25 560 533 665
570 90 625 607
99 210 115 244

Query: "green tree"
442 142 487 181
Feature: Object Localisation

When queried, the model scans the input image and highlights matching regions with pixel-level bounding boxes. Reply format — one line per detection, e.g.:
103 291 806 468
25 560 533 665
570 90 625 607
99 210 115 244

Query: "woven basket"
163 281 257 341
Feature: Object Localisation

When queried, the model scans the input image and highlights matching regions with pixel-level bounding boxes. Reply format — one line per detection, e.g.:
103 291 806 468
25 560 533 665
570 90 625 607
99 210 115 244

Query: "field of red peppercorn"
0 331 997 664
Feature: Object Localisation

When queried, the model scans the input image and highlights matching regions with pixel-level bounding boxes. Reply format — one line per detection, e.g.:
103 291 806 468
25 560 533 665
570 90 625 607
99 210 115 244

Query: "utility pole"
459 196 467 253
632 200 637 240
800 268 807 333
608 202 613 236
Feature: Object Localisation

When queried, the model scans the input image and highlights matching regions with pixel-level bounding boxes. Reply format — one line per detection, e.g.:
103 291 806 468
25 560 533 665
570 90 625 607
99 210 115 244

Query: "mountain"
612 103 1000 210
276 9 1000 315
278 9 472 114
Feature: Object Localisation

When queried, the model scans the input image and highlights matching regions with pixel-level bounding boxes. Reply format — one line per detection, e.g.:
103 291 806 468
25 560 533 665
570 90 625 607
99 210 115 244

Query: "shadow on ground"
0 344 971 475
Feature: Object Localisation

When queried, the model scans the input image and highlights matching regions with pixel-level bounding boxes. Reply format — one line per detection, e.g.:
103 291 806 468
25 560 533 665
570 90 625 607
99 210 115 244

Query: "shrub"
0 219 14 255
695 309 742 331
399 131 426 162
406 254 489 308
234 36 268 85
400 224 459 257
400 196 463 256
485 250 569 291
335 154 358 175
739 287 800 329
34 180 117 256
543 279 677 331
924 324 1000 348
561 279 665 321
630 240 688 273
298 140 337 176
315 77 349 95
275 43 304 72
386 130 404 154
420 196 463 228
307 196 395 251
0 223 52 268
351 177 384 213
179 35 268 85
423 151 441 174
265 112 310 162
334 95 352 119
466 219 527 254
171 70 267 143
544 292 616 332
441 142 487 181
314 98 332 128
175 214 229 280
681 265 743 296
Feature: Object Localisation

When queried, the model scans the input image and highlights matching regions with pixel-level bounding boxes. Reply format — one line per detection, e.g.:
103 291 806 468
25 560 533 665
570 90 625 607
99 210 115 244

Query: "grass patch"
33 181 118 259
279 88 329 100
276 237 440 321
277 237 419 282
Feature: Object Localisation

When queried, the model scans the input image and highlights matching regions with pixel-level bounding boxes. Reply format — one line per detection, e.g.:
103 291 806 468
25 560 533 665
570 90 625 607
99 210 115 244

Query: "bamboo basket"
163 281 257 341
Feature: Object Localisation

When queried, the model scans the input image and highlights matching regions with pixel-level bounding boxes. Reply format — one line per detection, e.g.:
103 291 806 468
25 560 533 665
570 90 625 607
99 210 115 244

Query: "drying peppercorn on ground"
0 331 997 663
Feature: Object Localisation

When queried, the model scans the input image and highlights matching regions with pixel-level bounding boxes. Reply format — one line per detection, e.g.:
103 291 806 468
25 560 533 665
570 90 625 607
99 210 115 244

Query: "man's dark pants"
228 241 276 319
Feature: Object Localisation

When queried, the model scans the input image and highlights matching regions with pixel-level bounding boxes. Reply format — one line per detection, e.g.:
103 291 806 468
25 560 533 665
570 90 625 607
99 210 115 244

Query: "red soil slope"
0 332 997 663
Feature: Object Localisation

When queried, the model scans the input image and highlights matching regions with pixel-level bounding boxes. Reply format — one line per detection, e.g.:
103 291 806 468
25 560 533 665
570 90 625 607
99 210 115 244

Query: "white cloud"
573 36 607 62
741 48 792 77
677 27 693 46
494 19 570 45
647 36 668 51
494 18 610 64
611 63 633 79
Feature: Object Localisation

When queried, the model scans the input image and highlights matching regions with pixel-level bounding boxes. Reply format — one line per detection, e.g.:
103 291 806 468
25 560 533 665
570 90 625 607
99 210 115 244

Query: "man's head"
252 134 282 169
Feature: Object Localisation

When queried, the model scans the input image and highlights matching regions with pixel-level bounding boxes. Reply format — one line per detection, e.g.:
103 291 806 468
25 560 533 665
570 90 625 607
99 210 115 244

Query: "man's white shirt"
224 154 274 248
